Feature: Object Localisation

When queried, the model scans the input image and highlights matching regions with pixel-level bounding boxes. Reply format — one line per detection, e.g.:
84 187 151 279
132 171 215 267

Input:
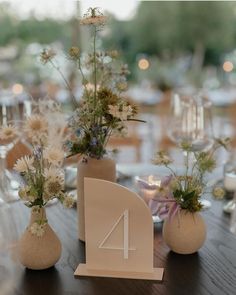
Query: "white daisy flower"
44 146 64 166
14 156 34 173
30 222 47 237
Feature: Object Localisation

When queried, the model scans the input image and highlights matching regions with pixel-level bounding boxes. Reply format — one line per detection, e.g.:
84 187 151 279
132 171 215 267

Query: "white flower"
0 125 18 143
108 105 119 118
63 194 75 208
14 156 34 173
44 146 64 166
24 115 48 143
43 166 64 180
120 105 133 120
30 222 47 237
108 104 133 121
213 187 225 200
44 177 64 198
40 49 56 64
80 15 107 26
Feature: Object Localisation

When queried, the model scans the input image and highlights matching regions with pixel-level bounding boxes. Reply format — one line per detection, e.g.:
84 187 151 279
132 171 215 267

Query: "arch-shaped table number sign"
74 178 164 280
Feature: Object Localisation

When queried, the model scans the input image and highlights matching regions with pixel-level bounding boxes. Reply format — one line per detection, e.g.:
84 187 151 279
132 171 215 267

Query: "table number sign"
74 178 164 280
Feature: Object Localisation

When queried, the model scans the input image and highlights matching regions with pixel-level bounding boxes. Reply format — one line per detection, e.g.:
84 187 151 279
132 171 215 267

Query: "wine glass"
0 92 20 202
223 159 236 214
135 175 163 223
0 198 20 295
169 93 213 151
168 92 214 209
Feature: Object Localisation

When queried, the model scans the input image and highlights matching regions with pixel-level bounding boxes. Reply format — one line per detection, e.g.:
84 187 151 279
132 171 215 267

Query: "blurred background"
1 0 236 163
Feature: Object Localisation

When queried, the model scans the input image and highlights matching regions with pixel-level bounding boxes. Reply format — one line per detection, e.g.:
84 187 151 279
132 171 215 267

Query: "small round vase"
77 157 116 242
18 208 62 270
162 209 206 254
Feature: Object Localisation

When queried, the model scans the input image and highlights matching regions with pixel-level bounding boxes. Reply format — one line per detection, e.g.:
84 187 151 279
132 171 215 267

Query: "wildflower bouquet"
14 146 74 237
41 7 143 159
139 138 229 219
14 98 73 237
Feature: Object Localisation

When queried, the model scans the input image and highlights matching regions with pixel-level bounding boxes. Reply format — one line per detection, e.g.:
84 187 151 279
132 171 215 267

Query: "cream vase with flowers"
41 8 144 242
139 138 230 254
15 103 74 269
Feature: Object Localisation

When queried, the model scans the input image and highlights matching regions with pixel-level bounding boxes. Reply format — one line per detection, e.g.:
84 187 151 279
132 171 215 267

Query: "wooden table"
3 177 236 295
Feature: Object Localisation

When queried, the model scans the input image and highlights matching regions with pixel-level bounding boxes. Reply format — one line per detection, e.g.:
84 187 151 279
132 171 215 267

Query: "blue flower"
90 137 98 146
75 128 81 137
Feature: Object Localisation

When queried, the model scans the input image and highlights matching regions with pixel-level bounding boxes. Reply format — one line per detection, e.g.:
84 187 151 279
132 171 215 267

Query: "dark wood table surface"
4 177 236 295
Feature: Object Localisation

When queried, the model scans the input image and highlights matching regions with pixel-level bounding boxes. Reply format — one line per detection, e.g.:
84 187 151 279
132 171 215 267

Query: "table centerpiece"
14 106 74 269
140 138 229 254
40 7 144 241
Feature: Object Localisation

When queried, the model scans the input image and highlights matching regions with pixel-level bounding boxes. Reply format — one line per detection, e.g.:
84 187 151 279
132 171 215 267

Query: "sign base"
74 264 164 281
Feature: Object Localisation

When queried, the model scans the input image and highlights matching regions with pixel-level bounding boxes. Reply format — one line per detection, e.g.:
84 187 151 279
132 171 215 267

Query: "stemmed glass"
168 92 214 209
0 92 20 202
0 198 20 294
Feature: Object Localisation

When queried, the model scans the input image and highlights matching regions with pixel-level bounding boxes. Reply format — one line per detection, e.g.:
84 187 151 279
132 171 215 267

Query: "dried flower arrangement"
138 138 230 219
14 99 73 237
41 7 144 159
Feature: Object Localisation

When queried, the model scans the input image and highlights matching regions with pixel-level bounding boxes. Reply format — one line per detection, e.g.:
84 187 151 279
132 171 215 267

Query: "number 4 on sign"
98 210 136 259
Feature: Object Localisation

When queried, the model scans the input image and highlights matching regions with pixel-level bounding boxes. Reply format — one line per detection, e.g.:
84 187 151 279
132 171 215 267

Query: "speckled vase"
163 209 206 254
18 208 62 270
77 157 116 242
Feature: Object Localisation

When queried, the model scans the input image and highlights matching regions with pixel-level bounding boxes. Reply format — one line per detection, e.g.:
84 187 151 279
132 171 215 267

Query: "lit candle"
224 172 236 191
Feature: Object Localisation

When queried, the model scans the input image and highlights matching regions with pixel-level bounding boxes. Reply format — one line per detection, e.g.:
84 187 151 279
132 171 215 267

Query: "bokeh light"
223 61 234 72
138 58 150 70
12 83 24 95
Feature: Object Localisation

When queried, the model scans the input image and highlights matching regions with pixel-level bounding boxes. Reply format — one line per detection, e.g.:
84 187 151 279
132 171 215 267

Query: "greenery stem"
77 59 89 98
184 151 189 190
93 26 97 121
49 59 78 109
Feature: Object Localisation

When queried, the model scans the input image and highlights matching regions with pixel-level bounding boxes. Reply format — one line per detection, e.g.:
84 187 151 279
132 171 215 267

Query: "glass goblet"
0 200 20 295
168 93 214 209
135 175 163 223
0 94 20 202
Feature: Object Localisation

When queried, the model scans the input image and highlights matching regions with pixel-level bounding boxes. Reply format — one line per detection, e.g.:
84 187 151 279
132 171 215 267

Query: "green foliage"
102 1 236 82
153 137 230 213
0 3 70 46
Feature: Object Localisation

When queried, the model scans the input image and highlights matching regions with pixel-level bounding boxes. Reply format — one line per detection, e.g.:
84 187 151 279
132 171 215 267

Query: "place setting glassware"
0 92 21 203
223 159 236 214
168 92 214 209
0 191 20 295
135 175 163 223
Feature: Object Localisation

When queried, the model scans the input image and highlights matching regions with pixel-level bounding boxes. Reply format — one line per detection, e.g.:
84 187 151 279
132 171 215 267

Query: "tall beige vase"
18 208 62 270
163 209 206 254
77 157 116 242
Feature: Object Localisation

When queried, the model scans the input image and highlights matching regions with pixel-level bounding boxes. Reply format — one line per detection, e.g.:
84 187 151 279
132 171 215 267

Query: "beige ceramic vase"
77 157 116 242
18 208 62 270
163 209 206 254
